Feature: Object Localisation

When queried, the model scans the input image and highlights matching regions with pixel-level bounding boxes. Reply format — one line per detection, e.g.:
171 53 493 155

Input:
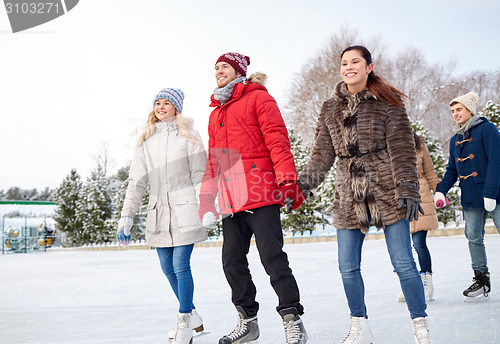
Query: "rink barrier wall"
47 222 499 251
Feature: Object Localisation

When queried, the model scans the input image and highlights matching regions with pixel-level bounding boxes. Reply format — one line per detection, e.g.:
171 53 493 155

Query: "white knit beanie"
450 92 478 114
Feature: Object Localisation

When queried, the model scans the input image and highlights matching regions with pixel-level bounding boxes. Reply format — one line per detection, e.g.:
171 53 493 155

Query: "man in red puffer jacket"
199 52 309 344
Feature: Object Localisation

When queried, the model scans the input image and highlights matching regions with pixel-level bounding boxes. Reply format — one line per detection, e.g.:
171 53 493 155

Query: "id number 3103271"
5 2 61 14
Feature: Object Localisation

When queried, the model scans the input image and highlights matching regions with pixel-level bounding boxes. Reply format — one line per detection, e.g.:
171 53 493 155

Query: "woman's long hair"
137 110 200 146
341 45 409 107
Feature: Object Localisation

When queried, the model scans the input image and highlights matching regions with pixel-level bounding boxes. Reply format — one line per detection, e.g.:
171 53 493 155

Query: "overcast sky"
1 0 499 191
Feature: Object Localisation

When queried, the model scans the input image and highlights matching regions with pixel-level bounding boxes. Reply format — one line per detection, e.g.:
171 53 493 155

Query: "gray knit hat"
450 92 478 114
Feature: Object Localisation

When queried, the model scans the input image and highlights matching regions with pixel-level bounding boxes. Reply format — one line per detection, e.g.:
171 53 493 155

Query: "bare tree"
91 140 114 176
283 26 390 146
284 26 500 159
387 47 458 144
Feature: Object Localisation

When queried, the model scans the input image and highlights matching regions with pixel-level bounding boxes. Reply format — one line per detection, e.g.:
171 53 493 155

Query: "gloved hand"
198 194 219 222
298 180 313 200
279 181 306 214
202 212 218 228
484 197 497 212
433 192 448 208
398 198 425 222
116 216 133 246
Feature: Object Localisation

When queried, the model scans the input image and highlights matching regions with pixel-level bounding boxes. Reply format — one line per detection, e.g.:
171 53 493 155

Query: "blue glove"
116 216 133 246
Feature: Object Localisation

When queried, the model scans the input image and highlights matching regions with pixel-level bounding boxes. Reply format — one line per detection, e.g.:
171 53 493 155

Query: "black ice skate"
463 270 490 302
279 307 307 344
219 306 259 344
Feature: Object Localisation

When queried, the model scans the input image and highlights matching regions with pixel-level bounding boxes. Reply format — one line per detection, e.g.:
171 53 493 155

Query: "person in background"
397 131 439 303
298 45 431 344
435 91 500 302
198 52 308 344
116 88 207 344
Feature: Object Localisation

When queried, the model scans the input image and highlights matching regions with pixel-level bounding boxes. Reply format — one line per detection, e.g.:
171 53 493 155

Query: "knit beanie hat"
450 92 478 114
153 88 184 113
216 52 250 76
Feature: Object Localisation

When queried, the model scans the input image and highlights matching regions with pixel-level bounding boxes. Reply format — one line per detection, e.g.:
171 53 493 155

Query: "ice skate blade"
193 330 210 337
170 332 209 342
169 327 206 340
463 293 489 303
218 338 259 344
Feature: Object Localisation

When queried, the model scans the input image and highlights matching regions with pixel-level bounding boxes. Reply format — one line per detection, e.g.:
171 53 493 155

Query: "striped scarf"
213 76 247 105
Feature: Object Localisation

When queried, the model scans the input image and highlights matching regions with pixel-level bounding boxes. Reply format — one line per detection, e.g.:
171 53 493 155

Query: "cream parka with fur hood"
300 82 421 233
121 120 208 247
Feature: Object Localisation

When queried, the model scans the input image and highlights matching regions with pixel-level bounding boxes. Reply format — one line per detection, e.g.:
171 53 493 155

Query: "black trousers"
221 204 304 317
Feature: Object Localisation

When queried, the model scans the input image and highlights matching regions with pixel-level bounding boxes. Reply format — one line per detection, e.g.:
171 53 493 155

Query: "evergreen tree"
53 169 84 246
77 165 113 244
5 187 23 200
37 187 54 201
280 130 328 233
480 101 500 130
314 168 336 214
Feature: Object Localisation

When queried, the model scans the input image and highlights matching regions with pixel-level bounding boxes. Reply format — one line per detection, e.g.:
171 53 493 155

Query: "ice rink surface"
1 234 499 343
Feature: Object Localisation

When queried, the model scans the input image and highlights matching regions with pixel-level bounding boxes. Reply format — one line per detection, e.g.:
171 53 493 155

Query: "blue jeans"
337 219 427 319
156 244 195 313
463 204 500 273
411 230 432 273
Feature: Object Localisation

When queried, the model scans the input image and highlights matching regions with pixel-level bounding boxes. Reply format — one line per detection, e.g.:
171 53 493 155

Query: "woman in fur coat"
299 46 431 344
398 132 439 303
116 88 207 344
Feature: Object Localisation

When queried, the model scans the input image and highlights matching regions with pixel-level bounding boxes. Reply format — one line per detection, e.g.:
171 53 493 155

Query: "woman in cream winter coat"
398 132 439 302
116 88 207 344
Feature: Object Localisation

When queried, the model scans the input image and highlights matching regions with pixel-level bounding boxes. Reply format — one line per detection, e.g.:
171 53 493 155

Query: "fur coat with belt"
300 82 421 233
121 119 208 247
410 138 439 233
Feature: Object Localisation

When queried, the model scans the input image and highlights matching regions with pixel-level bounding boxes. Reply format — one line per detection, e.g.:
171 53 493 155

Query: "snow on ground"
1 234 500 344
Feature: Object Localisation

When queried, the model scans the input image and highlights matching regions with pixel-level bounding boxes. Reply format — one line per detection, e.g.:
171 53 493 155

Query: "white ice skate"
341 316 373 344
172 313 193 344
169 309 204 339
412 317 431 344
398 272 434 302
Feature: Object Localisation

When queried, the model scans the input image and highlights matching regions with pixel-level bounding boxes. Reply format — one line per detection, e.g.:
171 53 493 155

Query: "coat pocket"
169 189 202 229
145 199 159 233
172 203 201 229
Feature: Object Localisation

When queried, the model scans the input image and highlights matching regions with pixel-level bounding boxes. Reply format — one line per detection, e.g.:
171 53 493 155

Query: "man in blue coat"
435 92 500 301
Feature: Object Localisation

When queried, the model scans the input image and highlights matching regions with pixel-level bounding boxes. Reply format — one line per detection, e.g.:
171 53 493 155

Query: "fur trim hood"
247 72 267 86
